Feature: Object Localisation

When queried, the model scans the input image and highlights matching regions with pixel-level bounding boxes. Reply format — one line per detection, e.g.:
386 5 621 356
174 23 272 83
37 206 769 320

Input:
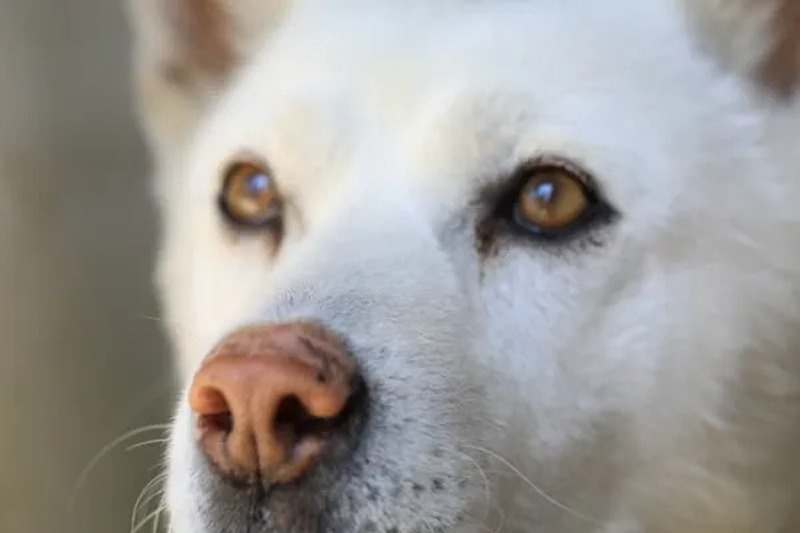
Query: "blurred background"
0 1 175 532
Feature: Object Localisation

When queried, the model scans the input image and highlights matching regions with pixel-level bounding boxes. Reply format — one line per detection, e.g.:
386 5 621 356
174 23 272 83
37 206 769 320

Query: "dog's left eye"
219 161 282 228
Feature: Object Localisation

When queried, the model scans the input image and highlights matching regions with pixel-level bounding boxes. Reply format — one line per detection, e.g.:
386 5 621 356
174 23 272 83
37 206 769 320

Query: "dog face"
130 1 800 531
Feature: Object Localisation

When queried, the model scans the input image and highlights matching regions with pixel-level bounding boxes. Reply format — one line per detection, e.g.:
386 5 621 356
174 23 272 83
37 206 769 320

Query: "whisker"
132 503 168 533
132 313 202 347
462 444 598 525
152 496 166 533
134 314 167 323
449 446 492 504
126 438 171 452
437 444 506 532
69 423 170 511
131 472 168 531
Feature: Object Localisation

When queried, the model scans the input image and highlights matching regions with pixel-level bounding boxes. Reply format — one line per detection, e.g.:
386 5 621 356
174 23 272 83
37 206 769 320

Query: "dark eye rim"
217 159 284 230
486 156 617 242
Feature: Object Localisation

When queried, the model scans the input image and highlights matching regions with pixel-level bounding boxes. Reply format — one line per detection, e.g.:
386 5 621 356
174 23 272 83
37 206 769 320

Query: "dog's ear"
682 0 800 99
128 0 292 162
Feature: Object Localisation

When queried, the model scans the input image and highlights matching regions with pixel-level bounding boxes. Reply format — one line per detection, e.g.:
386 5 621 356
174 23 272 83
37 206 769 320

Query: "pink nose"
188 322 361 485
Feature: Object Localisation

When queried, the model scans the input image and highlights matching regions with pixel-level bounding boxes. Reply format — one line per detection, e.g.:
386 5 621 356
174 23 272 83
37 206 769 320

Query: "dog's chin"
168 468 482 533
166 446 485 533
166 389 488 533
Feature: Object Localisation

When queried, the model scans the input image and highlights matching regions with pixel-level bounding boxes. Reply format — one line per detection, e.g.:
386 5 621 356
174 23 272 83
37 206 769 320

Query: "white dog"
128 1 800 531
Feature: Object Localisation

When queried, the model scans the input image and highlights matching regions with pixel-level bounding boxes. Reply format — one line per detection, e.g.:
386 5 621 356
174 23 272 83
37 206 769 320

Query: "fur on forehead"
129 0 800 171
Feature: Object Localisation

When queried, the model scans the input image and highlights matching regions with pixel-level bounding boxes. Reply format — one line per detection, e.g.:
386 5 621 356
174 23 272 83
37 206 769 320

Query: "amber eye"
513 166 592 235
219 161 281 227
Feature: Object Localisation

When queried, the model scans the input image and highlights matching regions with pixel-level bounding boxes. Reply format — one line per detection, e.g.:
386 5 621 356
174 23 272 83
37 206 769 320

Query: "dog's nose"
188 322 363 485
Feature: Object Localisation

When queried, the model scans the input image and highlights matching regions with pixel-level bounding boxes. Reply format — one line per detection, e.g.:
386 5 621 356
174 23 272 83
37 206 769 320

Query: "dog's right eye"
218 161 282 228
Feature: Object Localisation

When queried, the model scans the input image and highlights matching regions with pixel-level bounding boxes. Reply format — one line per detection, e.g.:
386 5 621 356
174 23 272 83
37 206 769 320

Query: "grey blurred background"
0 1 175 532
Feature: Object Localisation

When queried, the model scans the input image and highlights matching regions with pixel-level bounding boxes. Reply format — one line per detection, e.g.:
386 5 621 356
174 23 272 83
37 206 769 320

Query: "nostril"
202 411 234 434
191 386 233 433
274 395 341 440
275 396 312 429
274 379 366 444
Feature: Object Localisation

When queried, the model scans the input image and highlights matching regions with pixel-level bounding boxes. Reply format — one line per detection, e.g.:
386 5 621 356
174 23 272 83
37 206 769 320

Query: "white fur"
130 1 800 531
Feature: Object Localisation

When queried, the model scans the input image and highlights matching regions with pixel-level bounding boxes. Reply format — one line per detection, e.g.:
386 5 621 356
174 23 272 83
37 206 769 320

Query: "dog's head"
129 1 800 531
